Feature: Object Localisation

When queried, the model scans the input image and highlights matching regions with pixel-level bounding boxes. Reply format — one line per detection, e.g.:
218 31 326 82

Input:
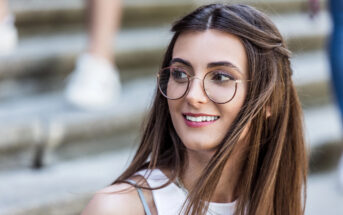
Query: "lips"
182 113 220 128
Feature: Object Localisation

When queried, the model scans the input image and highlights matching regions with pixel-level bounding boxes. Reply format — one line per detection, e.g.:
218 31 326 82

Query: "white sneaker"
0 14 18 56
65 53 121 110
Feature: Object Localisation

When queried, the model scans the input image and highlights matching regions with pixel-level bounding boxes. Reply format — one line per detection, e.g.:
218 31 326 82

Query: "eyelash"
212 70 236 80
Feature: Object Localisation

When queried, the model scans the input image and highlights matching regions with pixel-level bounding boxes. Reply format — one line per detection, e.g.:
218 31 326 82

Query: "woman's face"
168 29 248 152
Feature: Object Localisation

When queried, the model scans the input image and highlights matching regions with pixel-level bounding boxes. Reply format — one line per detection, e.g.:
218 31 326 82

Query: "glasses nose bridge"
188 75 204 91
188 75 203 84
185 74 207 99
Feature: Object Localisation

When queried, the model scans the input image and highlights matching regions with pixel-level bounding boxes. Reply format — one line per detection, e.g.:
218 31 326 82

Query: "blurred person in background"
65 0 122 110
0 0 18 56
309 0 343 189
0 0 122 109
82 4 307 215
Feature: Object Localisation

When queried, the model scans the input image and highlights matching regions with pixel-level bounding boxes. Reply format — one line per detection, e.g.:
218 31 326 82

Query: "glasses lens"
158 67 189 99
204 70 237 103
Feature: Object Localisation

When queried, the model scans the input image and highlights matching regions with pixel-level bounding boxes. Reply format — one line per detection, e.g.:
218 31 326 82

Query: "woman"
82 3 307 215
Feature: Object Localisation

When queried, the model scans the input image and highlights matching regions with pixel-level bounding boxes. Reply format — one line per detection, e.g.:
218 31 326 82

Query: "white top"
135 169 236 215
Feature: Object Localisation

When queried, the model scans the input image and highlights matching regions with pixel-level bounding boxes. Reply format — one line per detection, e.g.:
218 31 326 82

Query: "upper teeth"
185 115 219 122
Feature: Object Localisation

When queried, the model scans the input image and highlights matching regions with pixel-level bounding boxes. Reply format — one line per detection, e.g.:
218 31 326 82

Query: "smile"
185 115 219 122
182 113 220 128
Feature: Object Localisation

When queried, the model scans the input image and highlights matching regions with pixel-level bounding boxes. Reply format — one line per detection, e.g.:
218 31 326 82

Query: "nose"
185 77 209 106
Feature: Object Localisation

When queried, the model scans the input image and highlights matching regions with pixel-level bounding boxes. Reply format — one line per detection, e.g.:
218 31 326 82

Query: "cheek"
168 100 178 116
217 107 239 137
218 89 247 134
220 97 245 125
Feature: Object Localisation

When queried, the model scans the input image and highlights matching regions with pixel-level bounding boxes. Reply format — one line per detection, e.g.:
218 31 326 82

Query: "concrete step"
306 105 343 173
0 11 330 101
305 106 342 148
0 25 169 102
273 11 330 52
0 76 155 170
292 51 329 86
306 170 343 215
11 0 195 36
9 0 327 36
292 51 332 108
0 147 135 215
0 143 342 215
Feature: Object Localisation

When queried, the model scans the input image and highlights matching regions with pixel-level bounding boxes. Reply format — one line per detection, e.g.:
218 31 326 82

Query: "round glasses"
157 66 249 104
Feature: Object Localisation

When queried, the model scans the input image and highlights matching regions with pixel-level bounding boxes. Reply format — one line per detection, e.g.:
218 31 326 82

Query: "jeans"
329 0 343 124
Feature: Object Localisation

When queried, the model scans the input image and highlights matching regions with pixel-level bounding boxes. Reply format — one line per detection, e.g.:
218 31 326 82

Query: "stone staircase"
0 0 342 214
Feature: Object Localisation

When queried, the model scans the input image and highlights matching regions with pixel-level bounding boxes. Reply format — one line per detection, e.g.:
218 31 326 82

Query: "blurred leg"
329 0 343 124
0 0 9 21
329 0 343 189
329 30 343 121
0 0 17 56
87 0 122 63
65 0 122 110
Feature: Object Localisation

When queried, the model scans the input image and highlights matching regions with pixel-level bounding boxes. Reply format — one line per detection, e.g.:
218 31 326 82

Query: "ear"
266 106 271 119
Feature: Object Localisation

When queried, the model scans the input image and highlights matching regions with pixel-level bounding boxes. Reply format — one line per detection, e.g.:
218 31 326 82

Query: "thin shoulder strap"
127 179 152 215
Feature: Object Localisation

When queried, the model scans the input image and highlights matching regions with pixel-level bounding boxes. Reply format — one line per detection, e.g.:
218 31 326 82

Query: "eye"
171 67 188 82
209 71 235 82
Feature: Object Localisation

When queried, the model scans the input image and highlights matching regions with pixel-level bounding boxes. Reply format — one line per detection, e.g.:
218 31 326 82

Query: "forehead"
172 29 248 76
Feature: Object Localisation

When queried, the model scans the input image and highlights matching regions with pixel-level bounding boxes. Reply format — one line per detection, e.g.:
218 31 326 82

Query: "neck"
181 143 247 203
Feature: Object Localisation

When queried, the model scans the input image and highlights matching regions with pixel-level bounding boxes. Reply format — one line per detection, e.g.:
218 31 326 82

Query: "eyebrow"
170 58 192 67
170 58 243 75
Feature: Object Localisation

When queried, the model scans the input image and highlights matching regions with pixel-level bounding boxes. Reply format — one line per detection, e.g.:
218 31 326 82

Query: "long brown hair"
113 4 307 215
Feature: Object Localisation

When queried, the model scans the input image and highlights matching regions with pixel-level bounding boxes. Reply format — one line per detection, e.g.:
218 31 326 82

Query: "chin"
182 138 219 152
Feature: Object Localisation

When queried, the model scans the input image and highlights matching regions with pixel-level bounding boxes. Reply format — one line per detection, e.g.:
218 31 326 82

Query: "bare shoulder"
81 182 145 215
